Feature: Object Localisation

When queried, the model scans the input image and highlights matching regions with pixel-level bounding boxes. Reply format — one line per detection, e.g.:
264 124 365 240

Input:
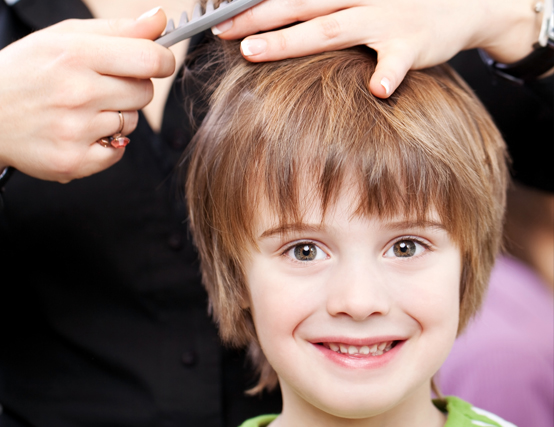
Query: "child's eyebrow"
259 223 323 239
383 220 446 232
259 220 445 239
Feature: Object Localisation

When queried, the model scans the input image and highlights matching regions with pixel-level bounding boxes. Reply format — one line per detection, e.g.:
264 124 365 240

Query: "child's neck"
273 384 446 427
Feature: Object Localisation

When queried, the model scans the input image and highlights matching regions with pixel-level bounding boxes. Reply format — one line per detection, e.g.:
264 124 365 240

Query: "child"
184 42 511 426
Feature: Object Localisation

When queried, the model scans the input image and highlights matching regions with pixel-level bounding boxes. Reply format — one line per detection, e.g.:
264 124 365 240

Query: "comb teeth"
164 19 175 35
164 1 221 35
191 3 202 20
156 0 266 48
179 11 189 26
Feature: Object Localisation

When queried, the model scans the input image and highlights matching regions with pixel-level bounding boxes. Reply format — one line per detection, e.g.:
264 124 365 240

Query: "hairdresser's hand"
215 0 540 98
0 7 175 183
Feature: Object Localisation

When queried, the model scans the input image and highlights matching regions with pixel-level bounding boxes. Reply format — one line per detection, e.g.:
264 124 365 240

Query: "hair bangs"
213 54 481 252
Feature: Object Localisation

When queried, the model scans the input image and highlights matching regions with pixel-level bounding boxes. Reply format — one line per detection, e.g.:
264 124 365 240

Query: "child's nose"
326 261 391 321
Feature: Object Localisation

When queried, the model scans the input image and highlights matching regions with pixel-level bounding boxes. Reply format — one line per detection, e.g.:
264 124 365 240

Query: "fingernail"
137 6 162 21
211 19 233 35
380 77 391 96
241 39 267 56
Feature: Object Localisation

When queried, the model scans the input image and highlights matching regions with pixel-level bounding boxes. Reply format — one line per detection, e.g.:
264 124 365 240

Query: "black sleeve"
0 1 31 49
450 49 554 193
0 4 31 211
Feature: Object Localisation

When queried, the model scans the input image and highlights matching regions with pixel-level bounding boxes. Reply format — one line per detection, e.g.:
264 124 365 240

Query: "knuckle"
51 19 80 32
52 115 83 145
38 34 78 68
288 0 308 8
105 19 119 35
243 6 257 25
46 52 95 110
275 32 289 53
138 47 163 76
287 0 308 15
54 79 91 109
280 0 310 23
58 51 79 71
316 16 342 41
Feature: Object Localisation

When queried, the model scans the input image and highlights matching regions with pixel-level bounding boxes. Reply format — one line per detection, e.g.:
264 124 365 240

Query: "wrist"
479 0 554 83
479 0 543 63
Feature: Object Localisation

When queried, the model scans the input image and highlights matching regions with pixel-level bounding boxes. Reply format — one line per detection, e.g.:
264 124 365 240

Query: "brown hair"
184 41 508 393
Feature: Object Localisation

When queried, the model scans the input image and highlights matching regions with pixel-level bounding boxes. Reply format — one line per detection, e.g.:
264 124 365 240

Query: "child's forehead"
253 183 444 239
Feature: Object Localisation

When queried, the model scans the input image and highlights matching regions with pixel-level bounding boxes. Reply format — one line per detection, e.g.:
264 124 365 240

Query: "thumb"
131 6 168 40
369 47 414 99
51 7 167 41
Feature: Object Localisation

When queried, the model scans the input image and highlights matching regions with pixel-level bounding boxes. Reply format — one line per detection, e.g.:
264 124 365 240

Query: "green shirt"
238 396 517 427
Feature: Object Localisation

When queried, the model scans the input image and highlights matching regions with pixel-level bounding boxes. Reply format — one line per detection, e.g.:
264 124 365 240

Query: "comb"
155 0 266 48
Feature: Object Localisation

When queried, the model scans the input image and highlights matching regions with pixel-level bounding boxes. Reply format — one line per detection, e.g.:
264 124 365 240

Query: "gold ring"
115 111 124 135
96 111 130 149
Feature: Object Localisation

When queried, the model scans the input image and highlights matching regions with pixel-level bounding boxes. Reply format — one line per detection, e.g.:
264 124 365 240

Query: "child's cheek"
392 254 461 353
249 270 320 331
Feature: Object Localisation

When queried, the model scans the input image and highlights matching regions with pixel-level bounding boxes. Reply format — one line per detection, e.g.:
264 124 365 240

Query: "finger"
88 111 139 141
238 8 368 62
80 35 175 78
77 143 126 179
369 46 415 98
91 77 153 112
29 137 126 183
51 7 167 40
215 0 352 39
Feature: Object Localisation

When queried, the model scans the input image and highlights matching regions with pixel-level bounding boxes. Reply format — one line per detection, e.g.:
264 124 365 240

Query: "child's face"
245 186 461 422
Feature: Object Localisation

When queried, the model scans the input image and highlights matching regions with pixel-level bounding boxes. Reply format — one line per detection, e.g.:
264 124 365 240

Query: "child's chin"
318 405 387 420
303 392 396 420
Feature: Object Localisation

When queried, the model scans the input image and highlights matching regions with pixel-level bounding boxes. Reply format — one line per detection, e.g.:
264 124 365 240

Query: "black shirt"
0 1 551 426
0 1 281 426
448 50 553 194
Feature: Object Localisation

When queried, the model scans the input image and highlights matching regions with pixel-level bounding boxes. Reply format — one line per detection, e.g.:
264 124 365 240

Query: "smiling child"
184 42 511 427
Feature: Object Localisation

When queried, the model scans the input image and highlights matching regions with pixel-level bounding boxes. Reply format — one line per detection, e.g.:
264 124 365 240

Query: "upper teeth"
325 341 393 356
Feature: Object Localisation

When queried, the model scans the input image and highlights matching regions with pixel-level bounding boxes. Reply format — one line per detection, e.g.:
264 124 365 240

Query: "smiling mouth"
319 341 398 357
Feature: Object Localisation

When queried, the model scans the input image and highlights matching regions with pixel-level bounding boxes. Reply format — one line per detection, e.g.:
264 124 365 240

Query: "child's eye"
384 239 427 258
286 243 327 262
